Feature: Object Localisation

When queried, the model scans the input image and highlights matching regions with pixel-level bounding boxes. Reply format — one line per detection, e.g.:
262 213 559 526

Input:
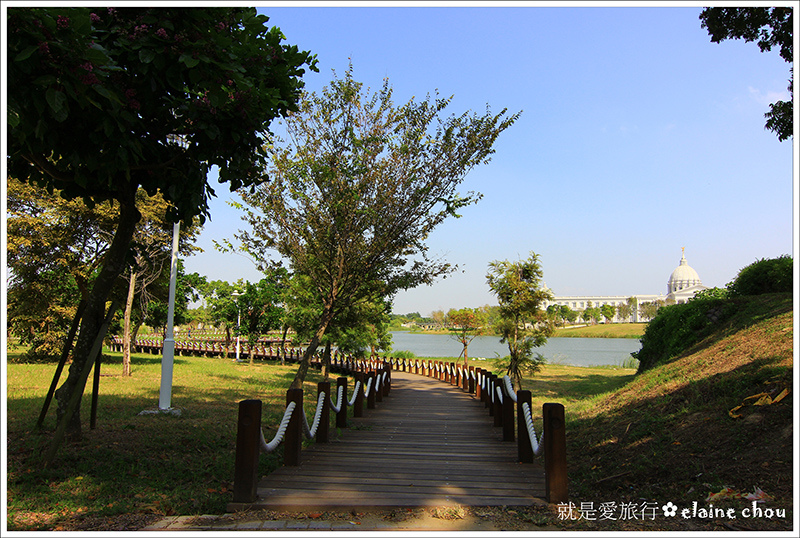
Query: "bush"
727 255 793 297
633 297 731 373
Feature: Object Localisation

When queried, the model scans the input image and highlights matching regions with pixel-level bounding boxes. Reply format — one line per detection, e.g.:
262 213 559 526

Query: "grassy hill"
559 293 794 531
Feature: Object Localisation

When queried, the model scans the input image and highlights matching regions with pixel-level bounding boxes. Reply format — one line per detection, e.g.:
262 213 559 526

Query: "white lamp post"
231 290 241 362
158 221 180 410
158 132 186 412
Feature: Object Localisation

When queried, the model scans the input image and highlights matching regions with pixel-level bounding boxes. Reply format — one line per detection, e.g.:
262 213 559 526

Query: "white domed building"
665 248 708 304
542 249 709 322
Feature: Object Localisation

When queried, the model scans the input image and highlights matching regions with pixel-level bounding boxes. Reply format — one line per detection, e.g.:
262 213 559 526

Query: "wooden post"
475 368 482 400
284 388 303 466
384 362 392 396
543 402 568 503
375 369 383 403
336 377 348 428
492 377 502 426
367 372 376 409
233 399 262 503
317 381 330 443
353 373 365 417
468 366 475 394
517 390 533 463
502 381 515 442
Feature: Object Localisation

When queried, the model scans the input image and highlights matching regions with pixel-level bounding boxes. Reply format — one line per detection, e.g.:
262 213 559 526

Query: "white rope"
329 384 345 414
521 401 544 456
502 375 518 403
363 376 374 398
348 380 362 406
260 401 296 453
301 391 327 439
495 384 503 404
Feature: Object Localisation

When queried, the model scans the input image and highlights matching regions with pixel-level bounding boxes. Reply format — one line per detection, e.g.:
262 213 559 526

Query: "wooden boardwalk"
232 371 546 511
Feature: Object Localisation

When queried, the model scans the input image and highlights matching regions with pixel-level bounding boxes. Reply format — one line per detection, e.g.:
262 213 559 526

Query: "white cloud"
748 86 791 106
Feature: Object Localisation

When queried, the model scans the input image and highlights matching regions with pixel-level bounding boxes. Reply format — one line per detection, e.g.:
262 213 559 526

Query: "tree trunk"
53 194 140 441
289 306 335 390
322 341 332 379
122 270 137 376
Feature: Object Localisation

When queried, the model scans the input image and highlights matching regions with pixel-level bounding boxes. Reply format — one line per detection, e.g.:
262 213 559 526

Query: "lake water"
386 331 641 368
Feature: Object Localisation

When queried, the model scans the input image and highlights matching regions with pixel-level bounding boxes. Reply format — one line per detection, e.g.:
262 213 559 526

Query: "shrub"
727 255 793 297
633 297 731 373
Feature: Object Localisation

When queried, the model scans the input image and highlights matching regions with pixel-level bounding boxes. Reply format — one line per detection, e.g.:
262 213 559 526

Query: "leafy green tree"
284 273 392 373
447 307 485 364
234 64 520 389
600 304 616 324
616 299 632 322
8 6 316 444
6 177 116 359
238 272 287 365
200 279 242 357
700 7 793 140
639 301 663 322
486 252 554 390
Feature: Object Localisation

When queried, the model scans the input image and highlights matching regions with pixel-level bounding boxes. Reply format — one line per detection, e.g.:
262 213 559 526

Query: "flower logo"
662 502 677 517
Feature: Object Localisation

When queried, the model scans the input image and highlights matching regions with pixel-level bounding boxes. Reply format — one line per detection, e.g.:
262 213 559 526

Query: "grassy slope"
560 293 794 531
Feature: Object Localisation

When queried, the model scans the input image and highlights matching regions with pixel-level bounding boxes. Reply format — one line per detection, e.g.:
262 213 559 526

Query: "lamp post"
232 290 241 362
158 221 180 411
158 132 187 411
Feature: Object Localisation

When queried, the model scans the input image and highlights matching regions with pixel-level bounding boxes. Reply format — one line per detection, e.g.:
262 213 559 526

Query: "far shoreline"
390 323 646 340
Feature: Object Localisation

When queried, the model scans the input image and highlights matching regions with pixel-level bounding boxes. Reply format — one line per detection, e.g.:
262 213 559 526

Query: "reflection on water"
386 331 641 367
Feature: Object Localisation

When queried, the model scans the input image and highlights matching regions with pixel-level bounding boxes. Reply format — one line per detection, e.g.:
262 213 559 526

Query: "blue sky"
184 2 797 316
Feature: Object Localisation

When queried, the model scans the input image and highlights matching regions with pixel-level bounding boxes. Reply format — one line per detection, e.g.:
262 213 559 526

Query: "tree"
600 304 616 324
238 272 286 365
699 7 793 141
639 300 663 322
201 279 243 357
447 307 485 364
616 300 632 323
8 7 316 447
234 64 520 389
486 252 554 390
120 191 202 376
6 177 117 359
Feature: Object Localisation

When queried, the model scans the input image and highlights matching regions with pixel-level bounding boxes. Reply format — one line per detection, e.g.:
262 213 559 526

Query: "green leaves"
45 88 68 122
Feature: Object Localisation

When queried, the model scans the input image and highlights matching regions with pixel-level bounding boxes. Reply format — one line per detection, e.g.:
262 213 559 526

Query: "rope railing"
388 356 567 504
521 400 544 456
233 359 394 505
260 401 297 453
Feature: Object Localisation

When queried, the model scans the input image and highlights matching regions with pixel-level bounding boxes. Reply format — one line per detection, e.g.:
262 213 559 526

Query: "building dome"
668 249 702 294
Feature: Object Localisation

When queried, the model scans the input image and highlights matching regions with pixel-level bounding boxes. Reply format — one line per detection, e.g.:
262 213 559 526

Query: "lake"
386 331 641 368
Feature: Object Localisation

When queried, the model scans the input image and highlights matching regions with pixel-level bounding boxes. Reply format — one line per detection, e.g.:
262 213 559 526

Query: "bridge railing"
383 356 568 503
232 360 392 503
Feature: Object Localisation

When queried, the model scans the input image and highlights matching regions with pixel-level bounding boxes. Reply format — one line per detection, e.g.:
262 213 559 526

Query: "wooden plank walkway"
231 371 545 511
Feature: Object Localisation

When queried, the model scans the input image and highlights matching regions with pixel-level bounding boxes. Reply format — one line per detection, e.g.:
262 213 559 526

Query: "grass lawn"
554 323 646 338
5 347 343 530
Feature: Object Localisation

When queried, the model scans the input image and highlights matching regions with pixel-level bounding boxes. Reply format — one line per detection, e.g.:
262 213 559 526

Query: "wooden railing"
232 359 392 503
108 335 309 361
